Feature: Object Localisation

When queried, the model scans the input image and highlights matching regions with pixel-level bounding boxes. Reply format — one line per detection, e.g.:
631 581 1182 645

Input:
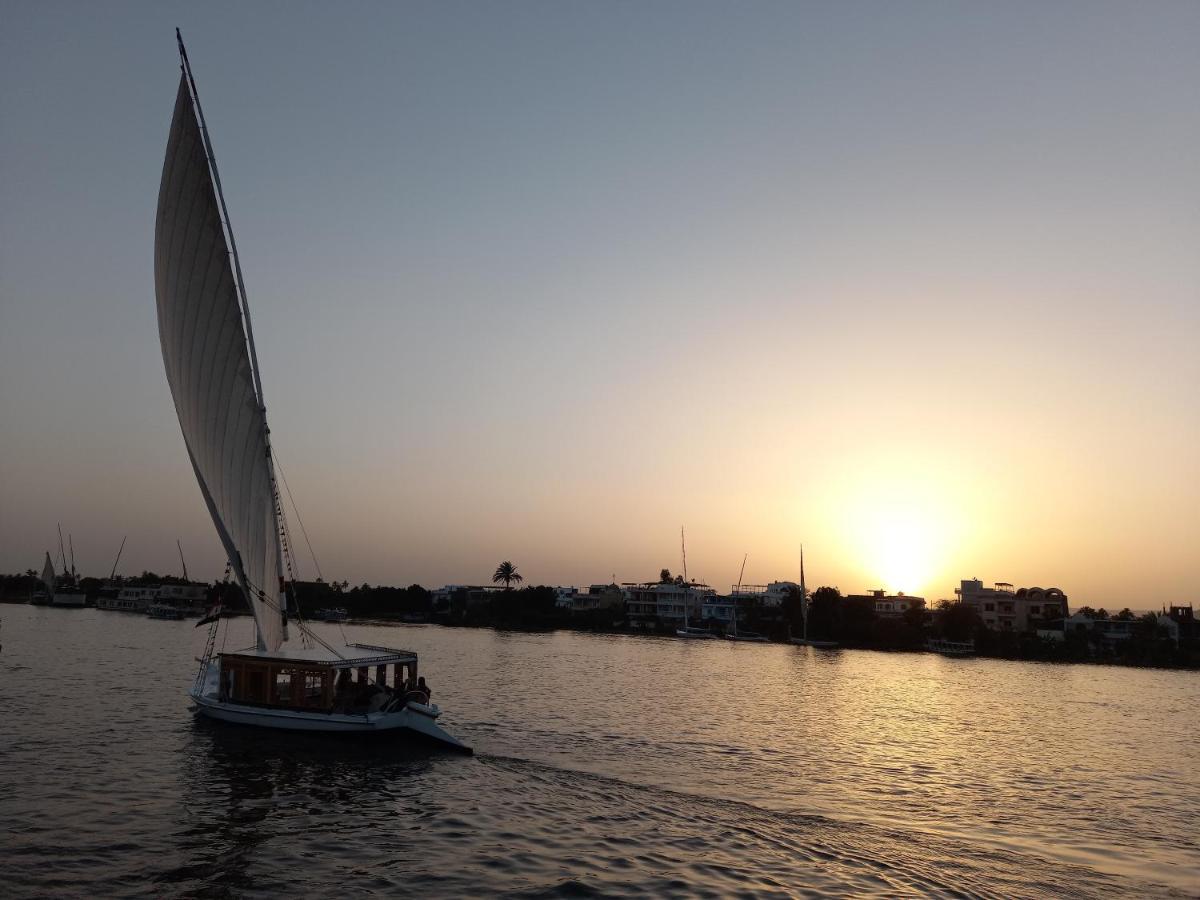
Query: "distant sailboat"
790 545 837 648
675 528 714 639
726 554 767 642
49 527 87 607
31 552 55 605
156 31 468 751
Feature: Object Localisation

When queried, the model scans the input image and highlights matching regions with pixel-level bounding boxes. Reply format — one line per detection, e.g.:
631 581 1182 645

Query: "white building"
957 579 1068 631
625 581 716 626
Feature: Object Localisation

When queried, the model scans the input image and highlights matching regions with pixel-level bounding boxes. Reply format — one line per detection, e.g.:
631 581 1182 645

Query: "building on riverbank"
956 579 1068 631
624 581 716 627
555 583 626 613
431 584 501 614
847 589 926 619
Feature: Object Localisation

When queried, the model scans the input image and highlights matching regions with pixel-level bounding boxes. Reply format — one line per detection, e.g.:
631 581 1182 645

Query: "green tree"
493 561 523 590
659 568 672 583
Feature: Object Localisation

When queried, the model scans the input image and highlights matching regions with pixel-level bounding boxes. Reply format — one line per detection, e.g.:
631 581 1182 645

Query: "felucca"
155 31 469 752
790 545 838 648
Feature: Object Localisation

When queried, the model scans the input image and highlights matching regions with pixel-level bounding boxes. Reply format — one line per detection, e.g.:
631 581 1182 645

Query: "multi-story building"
956 579 1069 631
624 581 716 627
553 584 626 613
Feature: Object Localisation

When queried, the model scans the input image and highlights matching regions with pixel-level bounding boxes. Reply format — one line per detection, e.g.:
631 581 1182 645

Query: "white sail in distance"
154 72 285 651
41 552 55 601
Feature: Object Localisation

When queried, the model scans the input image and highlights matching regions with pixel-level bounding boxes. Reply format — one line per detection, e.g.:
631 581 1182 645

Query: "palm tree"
493 561 523 590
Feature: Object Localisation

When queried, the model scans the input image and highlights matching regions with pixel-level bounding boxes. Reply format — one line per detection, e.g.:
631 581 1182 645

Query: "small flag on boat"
196 604 223 627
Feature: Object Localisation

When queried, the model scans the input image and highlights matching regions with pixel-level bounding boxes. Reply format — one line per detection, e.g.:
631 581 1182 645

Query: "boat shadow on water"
156 719 470 893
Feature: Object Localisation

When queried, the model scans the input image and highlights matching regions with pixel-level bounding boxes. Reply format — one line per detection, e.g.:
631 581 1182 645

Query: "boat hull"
51 592 87 607
189 692 472 753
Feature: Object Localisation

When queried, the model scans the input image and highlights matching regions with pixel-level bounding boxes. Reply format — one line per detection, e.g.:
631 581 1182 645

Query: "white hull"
791 638 839 648
675 629 715 639
726 634 769 642
189 691 472 752
51 592 87 607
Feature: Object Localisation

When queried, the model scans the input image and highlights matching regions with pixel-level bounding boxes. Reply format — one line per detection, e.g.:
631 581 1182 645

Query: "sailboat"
789 545 838 648
155 31 469 752
725 554 767 642
674 528 714 638
30 552 55 605
49 527 87 607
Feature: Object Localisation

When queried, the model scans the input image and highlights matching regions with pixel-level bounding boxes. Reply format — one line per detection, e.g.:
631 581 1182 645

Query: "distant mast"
681 527 689 629
109 536 127 581
800 545 807 642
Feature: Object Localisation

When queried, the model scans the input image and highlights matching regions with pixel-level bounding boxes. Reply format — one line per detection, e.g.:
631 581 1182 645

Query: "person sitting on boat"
403 676 431 706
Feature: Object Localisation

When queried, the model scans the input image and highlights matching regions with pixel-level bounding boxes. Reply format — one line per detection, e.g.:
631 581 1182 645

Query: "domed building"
957 579 1070 632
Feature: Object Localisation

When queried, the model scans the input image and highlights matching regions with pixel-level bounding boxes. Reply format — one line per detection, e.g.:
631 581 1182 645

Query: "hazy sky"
2 2 1197 606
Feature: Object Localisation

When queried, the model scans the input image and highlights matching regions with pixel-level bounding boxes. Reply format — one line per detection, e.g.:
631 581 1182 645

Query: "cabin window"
304 674 323 702
275 672 292 704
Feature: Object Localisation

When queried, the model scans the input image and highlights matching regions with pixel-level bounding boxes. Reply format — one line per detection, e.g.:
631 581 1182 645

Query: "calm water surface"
1 605 1197 897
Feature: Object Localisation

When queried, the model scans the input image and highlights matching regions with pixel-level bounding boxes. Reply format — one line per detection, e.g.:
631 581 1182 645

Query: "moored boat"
789 545 838 648
314 607 349 622
147 602 187 620
926 638 975 657
726 630 769 642
155 31 470 753
99 586 157 613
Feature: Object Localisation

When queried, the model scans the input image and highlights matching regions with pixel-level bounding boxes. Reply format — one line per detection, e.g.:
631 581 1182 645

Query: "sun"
861 504 938 594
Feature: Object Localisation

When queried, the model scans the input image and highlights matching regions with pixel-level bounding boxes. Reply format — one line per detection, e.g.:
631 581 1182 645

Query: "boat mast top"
175 28 267 412
109 535 127 580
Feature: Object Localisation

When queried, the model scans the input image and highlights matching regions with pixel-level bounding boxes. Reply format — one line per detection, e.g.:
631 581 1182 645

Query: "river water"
1 604 1197 898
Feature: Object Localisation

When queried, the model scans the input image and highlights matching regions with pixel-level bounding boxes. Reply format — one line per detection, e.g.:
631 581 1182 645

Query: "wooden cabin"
217 643 419 711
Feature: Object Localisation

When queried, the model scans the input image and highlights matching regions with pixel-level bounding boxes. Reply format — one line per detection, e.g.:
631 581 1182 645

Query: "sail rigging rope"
271 450 323 583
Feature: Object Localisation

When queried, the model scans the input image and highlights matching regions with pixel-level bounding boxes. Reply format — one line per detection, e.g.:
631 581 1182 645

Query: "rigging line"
272 449 323 583
270 483 314 649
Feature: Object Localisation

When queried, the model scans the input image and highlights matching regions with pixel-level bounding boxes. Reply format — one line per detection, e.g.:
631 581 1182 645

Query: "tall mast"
175 29 289 640
109 536 126 581
733 553 747 636
57 524 68 576
680 527 689 629
177 539 189 582
68 534 76 578
800 544 807 642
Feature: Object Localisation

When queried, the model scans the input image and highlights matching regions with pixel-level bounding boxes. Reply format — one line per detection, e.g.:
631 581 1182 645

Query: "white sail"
154 74 285 651
41 552 56 601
